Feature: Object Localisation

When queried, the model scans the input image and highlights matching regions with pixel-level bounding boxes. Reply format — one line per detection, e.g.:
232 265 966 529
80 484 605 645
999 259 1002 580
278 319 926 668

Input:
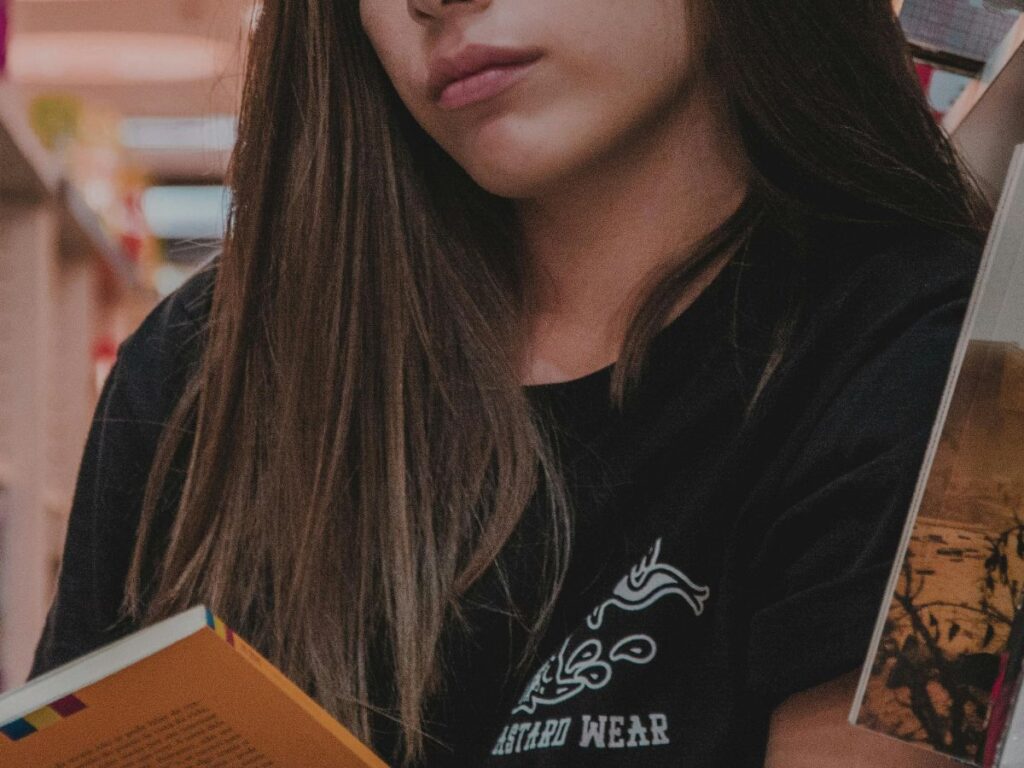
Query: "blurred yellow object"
27 93 162 289
28 93 81 152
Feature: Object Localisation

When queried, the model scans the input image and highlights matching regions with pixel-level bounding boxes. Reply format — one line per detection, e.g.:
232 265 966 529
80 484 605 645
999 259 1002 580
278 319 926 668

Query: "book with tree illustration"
851 144 1024 765
0 604 388 767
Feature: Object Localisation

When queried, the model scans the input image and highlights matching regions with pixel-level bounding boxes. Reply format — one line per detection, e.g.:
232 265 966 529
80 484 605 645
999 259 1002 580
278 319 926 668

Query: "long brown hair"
123 0 992 763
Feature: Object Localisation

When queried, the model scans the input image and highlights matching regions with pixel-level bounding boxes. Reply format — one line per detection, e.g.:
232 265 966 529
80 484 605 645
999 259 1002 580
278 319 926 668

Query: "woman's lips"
436 58 540 110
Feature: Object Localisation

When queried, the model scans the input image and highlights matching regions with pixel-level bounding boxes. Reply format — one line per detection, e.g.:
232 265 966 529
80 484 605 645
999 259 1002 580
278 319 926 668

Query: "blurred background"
0 0 1022 692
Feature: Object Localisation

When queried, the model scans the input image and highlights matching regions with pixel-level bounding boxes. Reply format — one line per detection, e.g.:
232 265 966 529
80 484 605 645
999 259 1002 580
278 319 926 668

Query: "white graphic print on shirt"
513 538 710 716
585 537 711 630
490 538 709 756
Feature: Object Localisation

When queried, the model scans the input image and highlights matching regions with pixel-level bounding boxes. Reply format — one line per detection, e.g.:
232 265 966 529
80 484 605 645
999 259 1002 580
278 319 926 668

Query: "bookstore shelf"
0 83 143 288
59 184 143 291
0 83 58 203
0 80 148 692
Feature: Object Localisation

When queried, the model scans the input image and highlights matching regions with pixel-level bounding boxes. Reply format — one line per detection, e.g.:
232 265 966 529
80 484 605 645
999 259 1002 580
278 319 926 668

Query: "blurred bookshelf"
0 80 155 691
895 0 1024 202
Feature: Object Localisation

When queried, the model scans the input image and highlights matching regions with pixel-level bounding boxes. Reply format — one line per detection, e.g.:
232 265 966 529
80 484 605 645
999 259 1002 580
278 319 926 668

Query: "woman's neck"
514 78 751 385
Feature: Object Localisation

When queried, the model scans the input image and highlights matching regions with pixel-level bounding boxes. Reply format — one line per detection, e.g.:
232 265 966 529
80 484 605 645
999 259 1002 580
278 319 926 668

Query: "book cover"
850 143 1024 764
0 605 389 767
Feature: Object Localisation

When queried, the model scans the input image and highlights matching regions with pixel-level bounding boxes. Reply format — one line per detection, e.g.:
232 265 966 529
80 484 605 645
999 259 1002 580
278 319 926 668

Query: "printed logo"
511 538 709 717
586 537 711 630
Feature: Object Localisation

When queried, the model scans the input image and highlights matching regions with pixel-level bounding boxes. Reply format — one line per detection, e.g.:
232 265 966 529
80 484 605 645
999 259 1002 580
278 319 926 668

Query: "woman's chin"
458 151 579 200
447 113 616 200
468 170 546 200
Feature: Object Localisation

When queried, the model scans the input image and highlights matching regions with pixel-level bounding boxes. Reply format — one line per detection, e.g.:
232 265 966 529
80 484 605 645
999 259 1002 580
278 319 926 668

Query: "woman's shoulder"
113 255 219 424
745 221 987 455
810 220 984 322
124 254 218 352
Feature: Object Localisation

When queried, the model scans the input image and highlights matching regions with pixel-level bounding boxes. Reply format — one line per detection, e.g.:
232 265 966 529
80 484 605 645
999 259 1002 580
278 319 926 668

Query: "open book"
850 144 1024 765
0 605 388 767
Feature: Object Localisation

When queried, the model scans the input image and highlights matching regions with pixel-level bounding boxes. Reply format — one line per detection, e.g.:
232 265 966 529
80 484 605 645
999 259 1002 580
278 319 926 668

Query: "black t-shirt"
28 220 982 767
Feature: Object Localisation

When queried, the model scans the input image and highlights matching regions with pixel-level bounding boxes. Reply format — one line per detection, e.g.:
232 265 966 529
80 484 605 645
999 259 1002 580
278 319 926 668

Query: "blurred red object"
91 334 118 364
915 61 942 121
92 334 118 391
915 61 934 90
983 652 1011 767
119 186 147 263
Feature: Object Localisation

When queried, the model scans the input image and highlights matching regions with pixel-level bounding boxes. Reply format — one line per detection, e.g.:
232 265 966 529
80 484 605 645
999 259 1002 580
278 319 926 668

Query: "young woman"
31 0 993 766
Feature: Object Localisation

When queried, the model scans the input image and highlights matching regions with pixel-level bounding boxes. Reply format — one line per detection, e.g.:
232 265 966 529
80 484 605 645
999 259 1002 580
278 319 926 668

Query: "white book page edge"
0 604 209 724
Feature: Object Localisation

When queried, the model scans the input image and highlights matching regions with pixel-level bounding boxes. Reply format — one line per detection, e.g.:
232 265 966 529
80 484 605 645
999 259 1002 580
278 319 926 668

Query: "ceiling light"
121 116 237 152
142 185 231 240
8 33 234 84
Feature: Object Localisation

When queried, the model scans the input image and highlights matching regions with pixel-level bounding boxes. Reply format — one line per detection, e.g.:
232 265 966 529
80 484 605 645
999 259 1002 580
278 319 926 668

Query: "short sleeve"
28 264 213 680
744 295 969 709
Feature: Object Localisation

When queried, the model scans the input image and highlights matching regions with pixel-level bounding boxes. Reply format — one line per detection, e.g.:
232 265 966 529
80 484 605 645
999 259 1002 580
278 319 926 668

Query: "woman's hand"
765 669 966 767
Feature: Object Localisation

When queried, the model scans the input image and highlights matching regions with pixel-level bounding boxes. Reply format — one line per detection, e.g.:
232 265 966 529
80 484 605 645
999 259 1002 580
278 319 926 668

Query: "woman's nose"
407 0 491 23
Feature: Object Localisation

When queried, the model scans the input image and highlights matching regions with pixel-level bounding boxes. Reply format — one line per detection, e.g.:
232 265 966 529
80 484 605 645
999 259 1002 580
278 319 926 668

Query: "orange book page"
0 628 390 767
